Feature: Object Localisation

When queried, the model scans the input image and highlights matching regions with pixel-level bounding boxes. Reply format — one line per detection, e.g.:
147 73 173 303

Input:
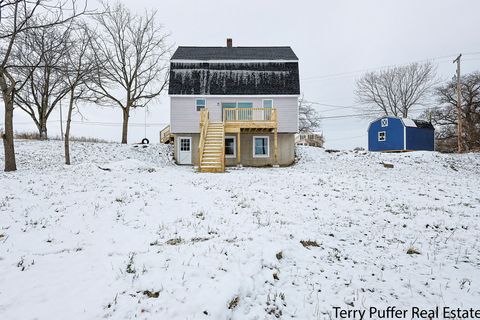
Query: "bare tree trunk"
121 106 129 144
2 93 17 172
1 75 17 172
39 121 48 140
64 89 75 165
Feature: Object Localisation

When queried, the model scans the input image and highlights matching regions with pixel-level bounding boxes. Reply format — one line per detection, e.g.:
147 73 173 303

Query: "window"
262 99 273 120
381 118 388 127
237 102 253 108
253 136 269 157
378 131 386 142
196 99 206 111
180 138 191 151
225 136 236 158
262 99 273 108
238 102 253 120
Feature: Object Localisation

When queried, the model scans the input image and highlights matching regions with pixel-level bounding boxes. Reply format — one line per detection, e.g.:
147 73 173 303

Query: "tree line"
355 62 479 152
1 0 170 171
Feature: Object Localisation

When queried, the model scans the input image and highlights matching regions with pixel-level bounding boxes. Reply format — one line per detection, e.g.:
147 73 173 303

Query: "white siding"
170 96 299 133
170 97 201 133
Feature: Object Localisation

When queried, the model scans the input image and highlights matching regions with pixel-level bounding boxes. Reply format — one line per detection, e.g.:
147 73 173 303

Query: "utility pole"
453 54 463 153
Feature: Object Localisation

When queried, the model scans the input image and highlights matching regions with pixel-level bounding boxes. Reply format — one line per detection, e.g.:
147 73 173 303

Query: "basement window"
253 136 269 158
225 136 236 158
196 99 206 111
378 131 386 142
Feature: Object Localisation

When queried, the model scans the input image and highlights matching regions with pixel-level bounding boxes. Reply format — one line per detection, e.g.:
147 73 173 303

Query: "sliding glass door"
237 102 253 120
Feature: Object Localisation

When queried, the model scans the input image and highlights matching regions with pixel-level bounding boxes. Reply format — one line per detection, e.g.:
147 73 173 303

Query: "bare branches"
299 97 322 133
12 22 73 138
355 62 438 118
89 1 170 143
426 72 480 152
63 22 95 164
0 0 89 67
0 0 89 171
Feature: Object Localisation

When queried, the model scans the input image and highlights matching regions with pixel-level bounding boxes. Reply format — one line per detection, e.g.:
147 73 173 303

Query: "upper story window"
237 102 253 108
378 131 386 142
381 118 388 127
262 99 273 108
196 99 206 111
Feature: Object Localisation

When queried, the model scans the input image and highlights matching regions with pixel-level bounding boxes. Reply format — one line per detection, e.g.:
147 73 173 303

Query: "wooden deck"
197 107 279 172
223 108 277 133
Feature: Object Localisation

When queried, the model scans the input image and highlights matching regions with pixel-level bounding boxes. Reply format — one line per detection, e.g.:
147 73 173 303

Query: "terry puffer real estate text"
332 306 480 319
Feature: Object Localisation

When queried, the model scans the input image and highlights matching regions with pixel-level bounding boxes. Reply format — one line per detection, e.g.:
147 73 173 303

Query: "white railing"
223 108 276 122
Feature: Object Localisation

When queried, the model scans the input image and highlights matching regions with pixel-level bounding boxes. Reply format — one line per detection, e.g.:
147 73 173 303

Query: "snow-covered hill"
1 141 479 319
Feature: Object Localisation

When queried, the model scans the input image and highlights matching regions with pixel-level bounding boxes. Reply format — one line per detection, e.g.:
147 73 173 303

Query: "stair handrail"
198 109 209 169
221 124 225 171
160 124 171 143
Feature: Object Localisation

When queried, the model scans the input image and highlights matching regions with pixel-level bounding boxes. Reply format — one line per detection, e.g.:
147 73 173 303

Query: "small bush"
300 240 320 248
228 296 240 310
166 238 182 245
143 290 160 298
14 131 109 143
276 251 283 260
406 247 421 255
126 253 136 274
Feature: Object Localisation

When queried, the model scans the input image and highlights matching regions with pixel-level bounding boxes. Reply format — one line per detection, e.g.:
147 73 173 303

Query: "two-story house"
166 39 300 172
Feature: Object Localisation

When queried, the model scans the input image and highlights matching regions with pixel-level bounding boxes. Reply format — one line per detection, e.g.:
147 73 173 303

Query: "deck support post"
274 128 278 165
237 131 241 166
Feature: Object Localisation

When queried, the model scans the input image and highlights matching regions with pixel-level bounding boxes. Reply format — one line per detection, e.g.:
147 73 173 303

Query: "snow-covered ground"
1 140 479 320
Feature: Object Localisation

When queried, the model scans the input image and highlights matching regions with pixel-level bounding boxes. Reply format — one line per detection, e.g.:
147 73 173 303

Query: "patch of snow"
0 141 479 319
401 118 417 127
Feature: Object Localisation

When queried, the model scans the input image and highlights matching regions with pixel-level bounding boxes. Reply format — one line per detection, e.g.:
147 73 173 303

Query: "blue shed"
368 117 435 152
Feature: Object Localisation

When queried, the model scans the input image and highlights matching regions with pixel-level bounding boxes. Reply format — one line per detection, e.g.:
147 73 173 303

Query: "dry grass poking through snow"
0 140 480 319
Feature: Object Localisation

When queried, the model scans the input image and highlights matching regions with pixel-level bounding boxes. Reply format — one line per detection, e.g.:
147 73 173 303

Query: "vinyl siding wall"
170 96 299 134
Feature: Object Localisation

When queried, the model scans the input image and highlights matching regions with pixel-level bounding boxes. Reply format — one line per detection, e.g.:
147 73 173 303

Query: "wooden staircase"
199 122 225 172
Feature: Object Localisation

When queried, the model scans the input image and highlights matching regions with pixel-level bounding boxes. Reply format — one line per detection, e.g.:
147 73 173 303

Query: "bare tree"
13 23 72 139
63 23 95 164
89 1 170 144
424 71 480 152
0 0 87 171
355 62 437 118
298 97 322 133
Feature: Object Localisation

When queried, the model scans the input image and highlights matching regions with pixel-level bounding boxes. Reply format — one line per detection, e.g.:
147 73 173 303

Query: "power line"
453 54 463 153
300 51 480 83
318 105 440 121
304 100 364 112
14 120 169 127
319 112 378 120
327 134 366 142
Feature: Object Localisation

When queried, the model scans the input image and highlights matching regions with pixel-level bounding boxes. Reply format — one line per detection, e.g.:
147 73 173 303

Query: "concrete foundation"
173 133 295 167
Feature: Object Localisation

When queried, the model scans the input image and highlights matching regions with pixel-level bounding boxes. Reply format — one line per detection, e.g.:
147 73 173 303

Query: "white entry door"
177 137 192 164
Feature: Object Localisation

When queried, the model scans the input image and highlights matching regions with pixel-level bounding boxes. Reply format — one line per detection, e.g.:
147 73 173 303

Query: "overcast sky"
5 0 480 148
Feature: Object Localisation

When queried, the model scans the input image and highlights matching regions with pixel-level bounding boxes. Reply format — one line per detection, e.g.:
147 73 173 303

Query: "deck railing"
223 108 277 123
160 125 171 143
198 109 209 168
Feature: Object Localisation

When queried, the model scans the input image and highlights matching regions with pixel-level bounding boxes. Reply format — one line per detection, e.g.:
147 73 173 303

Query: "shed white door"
177 137 192 164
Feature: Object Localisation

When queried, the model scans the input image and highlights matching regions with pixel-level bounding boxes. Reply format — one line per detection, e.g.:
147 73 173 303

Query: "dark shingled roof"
171 46 299 61
168 61 300 95
412 119 435 129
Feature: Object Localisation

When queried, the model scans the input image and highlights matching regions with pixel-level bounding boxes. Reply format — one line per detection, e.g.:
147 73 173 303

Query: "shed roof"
171 46 299 61
368 116 434 131
411 119 435 129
